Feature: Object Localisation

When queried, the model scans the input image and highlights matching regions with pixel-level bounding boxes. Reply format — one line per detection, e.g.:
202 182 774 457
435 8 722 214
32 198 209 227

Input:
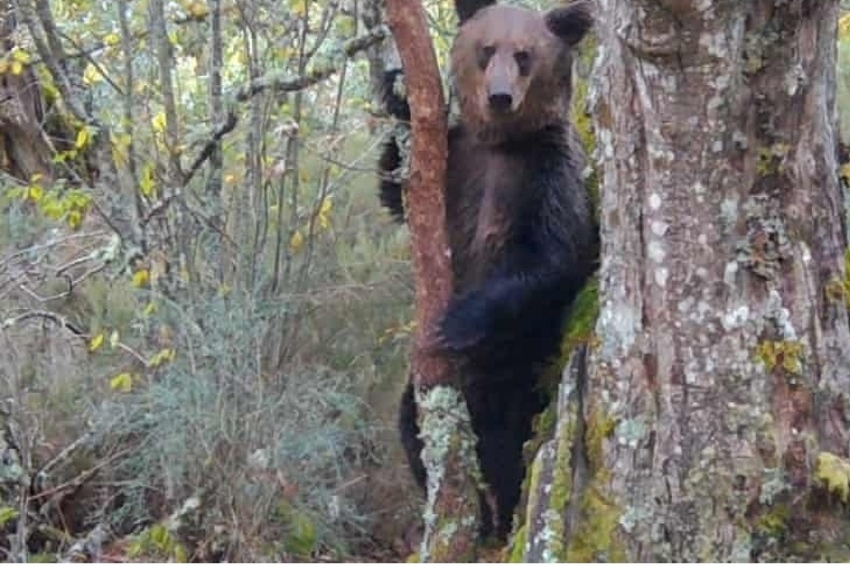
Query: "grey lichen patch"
618 504 651 534
783 63 806 96
519 441 557 562
736 194 792 280
758 467 788 505
614 417 648 449
522 380 578 563
743 26 780 75
415 385 481 562
764 288 798 341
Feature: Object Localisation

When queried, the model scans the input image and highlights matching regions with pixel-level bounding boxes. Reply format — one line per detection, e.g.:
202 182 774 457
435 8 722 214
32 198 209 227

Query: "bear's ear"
545 0 594 46
455 0 496 24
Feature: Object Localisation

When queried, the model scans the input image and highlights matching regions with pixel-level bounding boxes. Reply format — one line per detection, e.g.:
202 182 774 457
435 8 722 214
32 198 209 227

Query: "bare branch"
235 26 388 101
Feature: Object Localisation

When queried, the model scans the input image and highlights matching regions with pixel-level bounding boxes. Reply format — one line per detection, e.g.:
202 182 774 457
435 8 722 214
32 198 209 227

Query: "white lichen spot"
697 234 708 246
695 267 709 279
648 144 675 163
732 130 748 149
767 288 797 340
707 95 723 113
678 296 695 313
699 30 727 59
799 241 812 264
619 506 651 534
599 301 639 357
721 196 739 224
697 300 711 321
648 240 665 263
649 193 662 210
598 128 615 159
712 139 724 153
724 261 739 286
784 63 806 96
538 509 562 563
694 0 712 13
650 220 669 237
655 268 668 287
660 74 678 93
722 305 750 331
616 418 647 449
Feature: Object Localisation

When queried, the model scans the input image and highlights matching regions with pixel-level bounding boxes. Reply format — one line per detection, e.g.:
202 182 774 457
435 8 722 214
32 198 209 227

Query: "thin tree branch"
235 26 388 101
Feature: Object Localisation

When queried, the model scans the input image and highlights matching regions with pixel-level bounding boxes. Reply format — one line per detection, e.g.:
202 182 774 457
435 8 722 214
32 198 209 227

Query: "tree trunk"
0 2 54 183
519 1 850 561
384 0 481 561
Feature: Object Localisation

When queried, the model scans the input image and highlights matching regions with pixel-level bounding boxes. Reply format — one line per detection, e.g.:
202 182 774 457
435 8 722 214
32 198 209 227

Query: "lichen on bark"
520 0 850 561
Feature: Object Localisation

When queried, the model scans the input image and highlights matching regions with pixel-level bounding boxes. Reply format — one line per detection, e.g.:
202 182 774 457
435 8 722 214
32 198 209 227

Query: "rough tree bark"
384 0 482 561
0 1 57 183
518 0 850 562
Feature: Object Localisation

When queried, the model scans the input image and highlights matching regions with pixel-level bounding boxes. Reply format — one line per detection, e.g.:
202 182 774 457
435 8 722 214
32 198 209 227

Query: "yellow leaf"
67 210 83 230
149 348 176 368
111 133 132 167
186 0 208 18
319 196 332 215
0 507 19 529
173 544 189 563
143 302 158 316
75 126 91 150
26 185 44 202
840 13 850 41
151 111 167 134
133 269 150 287
10 61 23 76
110 372 134 392
289 230 305 253
103 32 120 46
83 63 104 85
317 196 333 230
841 163 850 182
291 0 307 17
89 333 105 352
11 49 31 64
140 163 157 197
109 330 120 348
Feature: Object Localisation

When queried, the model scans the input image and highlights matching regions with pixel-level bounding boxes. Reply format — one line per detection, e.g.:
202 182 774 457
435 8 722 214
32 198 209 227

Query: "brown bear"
378 0 598 540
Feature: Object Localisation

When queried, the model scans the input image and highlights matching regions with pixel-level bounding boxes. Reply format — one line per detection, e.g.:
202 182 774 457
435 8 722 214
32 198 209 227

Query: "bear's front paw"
436 292 494 355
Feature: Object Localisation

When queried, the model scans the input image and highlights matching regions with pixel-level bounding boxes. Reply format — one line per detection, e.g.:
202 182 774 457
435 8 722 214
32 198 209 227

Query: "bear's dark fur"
378 0 598 540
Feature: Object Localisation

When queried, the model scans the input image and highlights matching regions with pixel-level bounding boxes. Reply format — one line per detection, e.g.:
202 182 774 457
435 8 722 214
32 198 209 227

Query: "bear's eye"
514 50 532 76
478 45 496 70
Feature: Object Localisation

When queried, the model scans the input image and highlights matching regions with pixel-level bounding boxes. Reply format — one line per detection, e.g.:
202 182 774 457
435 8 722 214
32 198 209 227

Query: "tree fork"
383 0 482 561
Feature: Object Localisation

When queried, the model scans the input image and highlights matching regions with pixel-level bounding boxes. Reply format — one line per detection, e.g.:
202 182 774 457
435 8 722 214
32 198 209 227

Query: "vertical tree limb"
384 0 481 561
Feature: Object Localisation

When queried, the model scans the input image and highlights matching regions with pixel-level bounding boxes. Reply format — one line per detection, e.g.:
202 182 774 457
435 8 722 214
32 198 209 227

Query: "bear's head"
450 0 593 142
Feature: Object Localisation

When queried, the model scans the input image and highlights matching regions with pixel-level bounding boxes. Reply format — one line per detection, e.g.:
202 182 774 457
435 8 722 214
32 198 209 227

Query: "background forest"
0 0 848 562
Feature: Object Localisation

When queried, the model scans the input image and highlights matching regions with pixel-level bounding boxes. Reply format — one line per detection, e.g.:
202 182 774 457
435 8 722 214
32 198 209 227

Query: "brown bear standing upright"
378 0 599 540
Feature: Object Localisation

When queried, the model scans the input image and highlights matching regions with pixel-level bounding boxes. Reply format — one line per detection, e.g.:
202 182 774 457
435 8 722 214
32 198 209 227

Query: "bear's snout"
488 92 513 112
